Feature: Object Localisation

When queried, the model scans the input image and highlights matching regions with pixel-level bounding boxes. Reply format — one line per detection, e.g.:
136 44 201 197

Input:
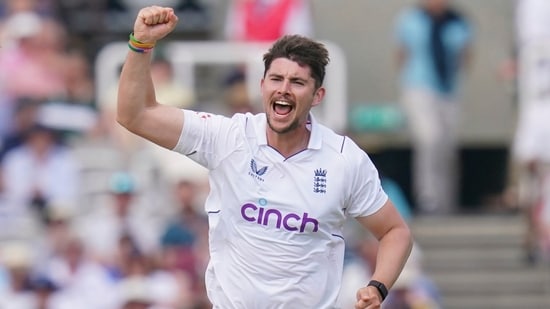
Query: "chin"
267 123 287 134
268 120 299 135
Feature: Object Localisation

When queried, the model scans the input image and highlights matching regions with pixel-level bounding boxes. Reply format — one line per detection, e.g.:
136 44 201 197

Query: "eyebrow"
290 76 309 83
267 73 310 83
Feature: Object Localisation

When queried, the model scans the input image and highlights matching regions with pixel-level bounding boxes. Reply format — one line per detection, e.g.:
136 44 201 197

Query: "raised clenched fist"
133 6 179 44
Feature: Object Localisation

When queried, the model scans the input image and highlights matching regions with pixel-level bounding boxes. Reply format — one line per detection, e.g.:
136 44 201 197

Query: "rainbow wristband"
128 32 155 53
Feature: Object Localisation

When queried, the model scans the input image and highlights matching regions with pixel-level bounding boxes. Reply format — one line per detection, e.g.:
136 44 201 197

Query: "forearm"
116 50 157 131
371 224 413 289
115 7 183 149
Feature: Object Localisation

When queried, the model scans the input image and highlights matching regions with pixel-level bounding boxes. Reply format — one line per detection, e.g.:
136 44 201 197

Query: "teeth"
275 101 291 106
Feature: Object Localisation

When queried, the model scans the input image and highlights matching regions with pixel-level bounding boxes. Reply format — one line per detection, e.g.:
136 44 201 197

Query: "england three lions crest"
313 168 327 194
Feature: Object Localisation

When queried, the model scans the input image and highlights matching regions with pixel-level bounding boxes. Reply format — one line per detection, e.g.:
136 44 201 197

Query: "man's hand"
355 286 382 309
133 6 178 44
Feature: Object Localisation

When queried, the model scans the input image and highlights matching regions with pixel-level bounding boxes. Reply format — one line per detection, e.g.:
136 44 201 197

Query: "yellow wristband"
129 32 155 49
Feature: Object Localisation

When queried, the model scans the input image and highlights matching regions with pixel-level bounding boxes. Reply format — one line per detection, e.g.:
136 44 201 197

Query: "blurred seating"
55 0 212 38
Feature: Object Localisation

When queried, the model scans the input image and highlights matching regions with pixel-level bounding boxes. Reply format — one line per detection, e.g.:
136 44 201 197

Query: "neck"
266 126 310 158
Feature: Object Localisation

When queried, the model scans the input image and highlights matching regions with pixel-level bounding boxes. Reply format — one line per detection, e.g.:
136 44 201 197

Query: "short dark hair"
263 35 330 89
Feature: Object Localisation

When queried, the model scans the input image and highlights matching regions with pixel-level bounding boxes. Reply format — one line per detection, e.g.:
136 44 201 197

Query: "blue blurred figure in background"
394 0 473 214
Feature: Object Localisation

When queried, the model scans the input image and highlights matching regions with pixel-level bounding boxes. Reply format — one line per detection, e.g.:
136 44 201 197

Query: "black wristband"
367 280 388 302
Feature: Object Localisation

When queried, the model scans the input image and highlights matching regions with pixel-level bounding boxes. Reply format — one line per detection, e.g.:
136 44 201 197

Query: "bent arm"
117 6 184 150
117 51 184 149
356 199 413 290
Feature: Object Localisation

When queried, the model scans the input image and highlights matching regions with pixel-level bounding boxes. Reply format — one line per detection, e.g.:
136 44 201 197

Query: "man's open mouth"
273 100 293 115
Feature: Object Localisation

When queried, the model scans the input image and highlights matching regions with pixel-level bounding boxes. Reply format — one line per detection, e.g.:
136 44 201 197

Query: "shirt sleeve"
345 151 388 218
172 110 242 170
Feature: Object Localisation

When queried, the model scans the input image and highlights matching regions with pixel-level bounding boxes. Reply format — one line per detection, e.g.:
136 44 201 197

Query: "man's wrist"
128 32 156 53
367 280 388 302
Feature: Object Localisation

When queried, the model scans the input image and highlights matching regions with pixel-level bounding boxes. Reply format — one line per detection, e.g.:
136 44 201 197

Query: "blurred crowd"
0 1 216 308
2 0 539 308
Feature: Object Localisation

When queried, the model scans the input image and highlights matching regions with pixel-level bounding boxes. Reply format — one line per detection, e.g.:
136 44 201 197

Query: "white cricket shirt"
173 110 388 308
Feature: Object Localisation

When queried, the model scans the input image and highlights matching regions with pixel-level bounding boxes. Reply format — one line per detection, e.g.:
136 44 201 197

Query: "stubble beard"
266 115 300 135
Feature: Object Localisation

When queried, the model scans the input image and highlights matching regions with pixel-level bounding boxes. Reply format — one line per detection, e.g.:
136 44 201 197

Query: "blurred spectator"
511 0 550 263
38 101 98 137
76 172 163 265
108 234 143 281
221 69 261 115
159 178 209 289
0 98 42 162
62 49 96 106
0 123 80 223
38 49 99 135
30 275 59 309
0 95 14 142
116 277 154 309
34 203 75 268
71 92 168 226
41 236 117 309
222 0 314 125
109 237 195 308
0 1 47 137
148 251 196 308
151 57 195 109
394 0 473 214
0 12 68 100
0 12 42 138
0 242 35 309
0 7 96 142
0 0 56 18
224 0 314 42
117 160 206 308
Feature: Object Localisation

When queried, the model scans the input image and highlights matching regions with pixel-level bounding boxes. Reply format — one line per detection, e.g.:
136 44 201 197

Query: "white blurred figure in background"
41 235 117 309
512 0 550 263
76 172 163 266
0 242 36 309
0 123 80 232
0 11 68 101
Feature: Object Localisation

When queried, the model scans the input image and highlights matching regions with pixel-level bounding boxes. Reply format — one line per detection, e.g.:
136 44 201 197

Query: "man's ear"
312 87 326 107
260 78 265 89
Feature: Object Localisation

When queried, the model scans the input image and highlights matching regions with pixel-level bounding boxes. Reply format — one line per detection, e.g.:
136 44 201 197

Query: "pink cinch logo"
240 202 319 233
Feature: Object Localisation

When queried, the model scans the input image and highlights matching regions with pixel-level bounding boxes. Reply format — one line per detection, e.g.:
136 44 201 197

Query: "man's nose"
277 79 291 94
